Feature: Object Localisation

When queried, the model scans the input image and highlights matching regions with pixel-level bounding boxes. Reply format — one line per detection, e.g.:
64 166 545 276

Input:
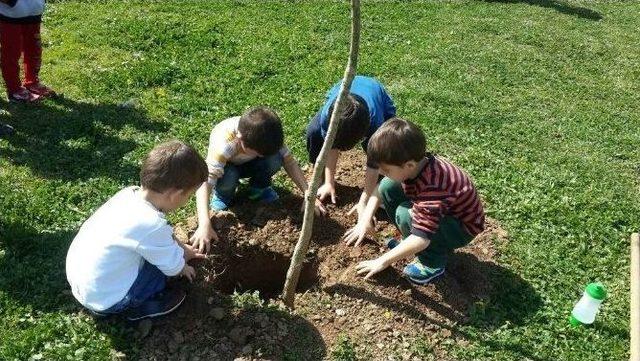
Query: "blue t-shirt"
318 76 396 141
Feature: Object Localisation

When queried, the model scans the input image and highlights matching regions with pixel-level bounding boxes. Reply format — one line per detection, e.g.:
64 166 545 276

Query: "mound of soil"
139 151 508 361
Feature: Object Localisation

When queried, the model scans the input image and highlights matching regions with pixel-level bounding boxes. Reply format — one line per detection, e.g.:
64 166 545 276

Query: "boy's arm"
350 166 379 221
355 234 430 279
282 154 327 216
317 148 340 204
137 226 186 277
343 187 381 246
189 182 219 253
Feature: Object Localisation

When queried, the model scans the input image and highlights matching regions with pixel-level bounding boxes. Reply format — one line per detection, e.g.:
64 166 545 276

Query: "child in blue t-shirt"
306 75 396 218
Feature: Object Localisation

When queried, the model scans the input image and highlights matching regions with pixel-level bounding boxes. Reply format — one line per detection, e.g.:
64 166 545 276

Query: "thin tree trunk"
282 0 361 308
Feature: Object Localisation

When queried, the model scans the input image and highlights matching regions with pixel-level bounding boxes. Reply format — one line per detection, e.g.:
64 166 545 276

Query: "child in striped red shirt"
343 118 485 284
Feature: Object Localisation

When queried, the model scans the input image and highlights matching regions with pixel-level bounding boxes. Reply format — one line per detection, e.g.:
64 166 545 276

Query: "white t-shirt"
66 187 185 312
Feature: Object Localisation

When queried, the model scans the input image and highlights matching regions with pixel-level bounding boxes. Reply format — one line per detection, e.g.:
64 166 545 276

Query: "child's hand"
189 224 218 253
343 220 374 246
314 198 328 216
348 202 376 226
356 258 388 280
317 183 337 204
299 198 328 216
182 243 207 262
180 264 196 282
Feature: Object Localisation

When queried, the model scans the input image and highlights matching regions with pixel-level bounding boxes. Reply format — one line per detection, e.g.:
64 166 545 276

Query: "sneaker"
248 186 279 203
25 82 57 98
402 259 445 285
125 288 186 321
210 192 230 211
385 237 400 250
8 87 40 103
0 123 14 137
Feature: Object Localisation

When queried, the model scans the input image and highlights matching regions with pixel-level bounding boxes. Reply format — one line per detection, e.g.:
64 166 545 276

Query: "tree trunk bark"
281 0 361 308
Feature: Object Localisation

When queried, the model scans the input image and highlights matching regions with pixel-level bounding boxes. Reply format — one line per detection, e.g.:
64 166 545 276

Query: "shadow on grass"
482 0 603 20
0 220 76 313
0 96 168 182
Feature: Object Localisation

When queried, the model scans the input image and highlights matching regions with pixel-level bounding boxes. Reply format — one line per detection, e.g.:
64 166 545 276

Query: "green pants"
378 177 474 269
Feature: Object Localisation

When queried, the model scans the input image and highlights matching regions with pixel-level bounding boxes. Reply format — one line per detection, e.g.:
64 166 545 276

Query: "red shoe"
8 87 41 103
25 83 57 98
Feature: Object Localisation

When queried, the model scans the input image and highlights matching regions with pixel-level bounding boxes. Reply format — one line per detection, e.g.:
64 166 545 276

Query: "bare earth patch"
140 151 509 360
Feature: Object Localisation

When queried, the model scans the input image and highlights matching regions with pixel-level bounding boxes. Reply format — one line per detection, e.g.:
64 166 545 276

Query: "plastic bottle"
570 282 607 326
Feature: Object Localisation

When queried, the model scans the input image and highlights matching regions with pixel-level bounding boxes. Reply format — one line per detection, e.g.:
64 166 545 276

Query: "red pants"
0 21 42 94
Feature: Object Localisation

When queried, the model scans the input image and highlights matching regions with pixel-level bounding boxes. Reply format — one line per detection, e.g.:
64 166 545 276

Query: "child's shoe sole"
125 289 186 321
404 268 445 285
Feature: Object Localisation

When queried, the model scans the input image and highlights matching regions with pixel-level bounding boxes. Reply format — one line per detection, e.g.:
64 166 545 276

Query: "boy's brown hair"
367 118 426 167
329 94 370 151
140 140 208 193
238 106 284 156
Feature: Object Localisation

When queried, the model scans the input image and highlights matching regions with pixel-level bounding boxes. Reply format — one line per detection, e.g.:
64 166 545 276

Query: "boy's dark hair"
329 94 370 151
367 118 426 167
238 106 284 156
140 140 208 193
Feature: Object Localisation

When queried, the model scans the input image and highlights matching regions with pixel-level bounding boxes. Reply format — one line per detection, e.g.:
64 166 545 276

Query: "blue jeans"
214 154 284 203
93 260 167 316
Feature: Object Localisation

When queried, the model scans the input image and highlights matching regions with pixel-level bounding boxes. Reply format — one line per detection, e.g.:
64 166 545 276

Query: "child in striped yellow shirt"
190 107 326 252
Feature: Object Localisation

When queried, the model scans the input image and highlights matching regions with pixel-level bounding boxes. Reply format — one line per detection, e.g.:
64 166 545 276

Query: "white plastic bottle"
570 282 607 326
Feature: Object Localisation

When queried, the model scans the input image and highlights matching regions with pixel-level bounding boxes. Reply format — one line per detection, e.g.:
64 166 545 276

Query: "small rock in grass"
210 307 226 320
335 308 346 316
118 98 138 109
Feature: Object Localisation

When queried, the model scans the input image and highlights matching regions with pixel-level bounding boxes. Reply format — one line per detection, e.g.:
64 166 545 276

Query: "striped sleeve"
206 127 239 186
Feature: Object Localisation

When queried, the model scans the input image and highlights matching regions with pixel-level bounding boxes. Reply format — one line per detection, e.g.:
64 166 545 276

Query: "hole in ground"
212 244 320 300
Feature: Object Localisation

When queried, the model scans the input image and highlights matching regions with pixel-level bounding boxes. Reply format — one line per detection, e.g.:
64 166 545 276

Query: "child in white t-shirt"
66 141 208 320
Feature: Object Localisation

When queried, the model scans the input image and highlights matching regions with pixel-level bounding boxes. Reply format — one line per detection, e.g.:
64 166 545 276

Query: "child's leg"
416 216 474 269
214 164 241 203
123 261 167 309
378 177 412 237
242 154 283 190
0 21 24 94
101 261 167 314
305 112 324 164
21 22 42 88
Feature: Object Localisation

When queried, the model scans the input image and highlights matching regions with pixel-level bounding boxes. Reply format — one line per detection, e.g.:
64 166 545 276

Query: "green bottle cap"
569 315 582 327
586 282 607 300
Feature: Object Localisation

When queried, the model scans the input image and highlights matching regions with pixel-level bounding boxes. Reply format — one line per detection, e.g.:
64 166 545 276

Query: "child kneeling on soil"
307 75 396 214
66 141 208 320
190 106 326 252
343 118 485 284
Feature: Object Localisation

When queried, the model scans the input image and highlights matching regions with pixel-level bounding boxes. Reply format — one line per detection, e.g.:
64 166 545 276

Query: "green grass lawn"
1 0 638 359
